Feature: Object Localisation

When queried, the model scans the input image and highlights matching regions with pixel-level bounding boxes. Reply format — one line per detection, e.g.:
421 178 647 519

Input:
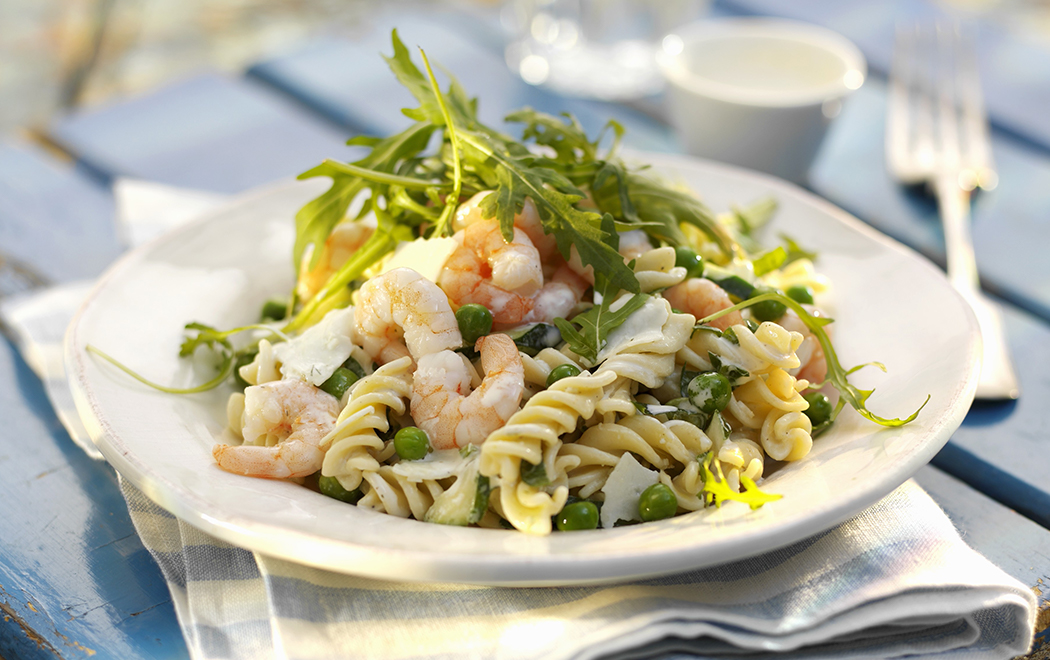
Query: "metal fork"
887 23 1020 400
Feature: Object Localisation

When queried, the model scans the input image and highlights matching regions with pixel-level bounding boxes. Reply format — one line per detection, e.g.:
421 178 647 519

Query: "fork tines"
887 22 997 192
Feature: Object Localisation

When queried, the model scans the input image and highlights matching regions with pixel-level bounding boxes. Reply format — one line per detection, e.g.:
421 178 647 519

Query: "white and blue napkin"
0 180 1036 660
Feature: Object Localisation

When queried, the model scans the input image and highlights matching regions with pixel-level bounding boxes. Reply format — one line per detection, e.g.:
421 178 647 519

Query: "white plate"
66 153 979 586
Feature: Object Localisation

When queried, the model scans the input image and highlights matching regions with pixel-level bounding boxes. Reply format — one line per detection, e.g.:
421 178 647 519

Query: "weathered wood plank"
0 144 187 659
0 336 188 659
0 141 120 282
47 73 357 194
811 80 1050 323
245 13 678 152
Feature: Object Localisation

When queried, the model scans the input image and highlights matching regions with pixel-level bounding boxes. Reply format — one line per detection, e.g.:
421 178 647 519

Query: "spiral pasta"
730 367 813 463
320 356 413 491
762 410 812 462
479 369 616 534
520 348 580 390
681 321 804 379
633 246 688 293
238 338 281 386
357 464 446 519
591 297 694 421
561 416 712 499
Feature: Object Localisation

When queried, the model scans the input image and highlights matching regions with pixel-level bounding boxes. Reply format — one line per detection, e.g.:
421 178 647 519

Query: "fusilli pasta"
320 356 413 491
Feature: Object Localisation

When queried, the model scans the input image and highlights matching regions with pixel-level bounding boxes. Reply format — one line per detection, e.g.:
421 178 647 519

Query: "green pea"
456 304 493 345
786 284 814 305
318 475 363 504
638 483 677 521
687 372 731 414
556 501 599 531
319 367 359 400
546 363 582 388
260 298 288 321
803 391 833 426
394 426 431 461
748 286 787 322
674 246 704 278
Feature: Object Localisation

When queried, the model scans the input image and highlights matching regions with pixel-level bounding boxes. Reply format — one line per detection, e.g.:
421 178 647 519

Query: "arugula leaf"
592 159 641 224
779 233 819 265
382 29 445 125
419 47 463 238
695 292 929 427
553 278 649 366
520 460 550 487
732 196 778 235
592 169 742 261
699 452 782 510
506 108 626 166
751 246 788 277
294 121 434 271
708 352 750 386
458 129 638 293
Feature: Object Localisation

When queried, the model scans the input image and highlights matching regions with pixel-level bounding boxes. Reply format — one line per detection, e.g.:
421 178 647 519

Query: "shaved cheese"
596 296 670 363
600 453 658 529
392 449 470 482
274 306 355 386
380 236 459 284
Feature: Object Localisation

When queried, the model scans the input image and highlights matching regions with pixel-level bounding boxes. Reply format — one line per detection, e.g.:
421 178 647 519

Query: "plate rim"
65 153 980 586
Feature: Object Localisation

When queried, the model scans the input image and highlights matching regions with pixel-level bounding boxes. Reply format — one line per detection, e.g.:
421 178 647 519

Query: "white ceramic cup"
657 18 866 184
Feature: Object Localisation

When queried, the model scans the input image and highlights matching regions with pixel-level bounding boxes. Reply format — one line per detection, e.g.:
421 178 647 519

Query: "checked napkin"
0 179 1035 660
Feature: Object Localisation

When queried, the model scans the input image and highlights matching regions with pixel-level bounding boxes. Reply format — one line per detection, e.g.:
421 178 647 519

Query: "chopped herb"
520 460 549 487
708 353 750 386
469 476 492 525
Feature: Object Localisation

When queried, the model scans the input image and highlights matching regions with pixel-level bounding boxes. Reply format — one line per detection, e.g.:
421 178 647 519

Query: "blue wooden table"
1 2 1048 658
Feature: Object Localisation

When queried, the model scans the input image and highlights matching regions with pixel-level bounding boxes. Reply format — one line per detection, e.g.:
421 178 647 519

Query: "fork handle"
936 173 980 292
935 173 1021 400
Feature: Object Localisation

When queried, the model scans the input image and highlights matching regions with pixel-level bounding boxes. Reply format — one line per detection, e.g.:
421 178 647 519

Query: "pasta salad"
93 31 924 535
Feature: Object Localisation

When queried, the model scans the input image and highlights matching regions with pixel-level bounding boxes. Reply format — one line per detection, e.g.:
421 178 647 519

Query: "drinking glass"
503 0 702 100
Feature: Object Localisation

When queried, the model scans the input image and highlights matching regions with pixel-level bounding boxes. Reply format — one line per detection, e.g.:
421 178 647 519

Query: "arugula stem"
391 188 439 220
695 292 928 427
420 48 463 238
284 223 398 333
318 159 449 191
87 345 233 394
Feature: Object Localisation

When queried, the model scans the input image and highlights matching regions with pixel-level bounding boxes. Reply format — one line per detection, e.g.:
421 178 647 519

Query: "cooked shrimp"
509 197 560 263
779 307 830 383
663 277 743 331
524 263 590 323
297 220 374 301
462 219 543 296
565 245 595 286
354 267 462 364
213 378 340 479
454 193 560 262
438 243 534 329
410 333 525 450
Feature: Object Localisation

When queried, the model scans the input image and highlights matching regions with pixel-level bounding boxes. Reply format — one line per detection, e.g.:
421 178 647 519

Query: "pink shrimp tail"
663 278 743 331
